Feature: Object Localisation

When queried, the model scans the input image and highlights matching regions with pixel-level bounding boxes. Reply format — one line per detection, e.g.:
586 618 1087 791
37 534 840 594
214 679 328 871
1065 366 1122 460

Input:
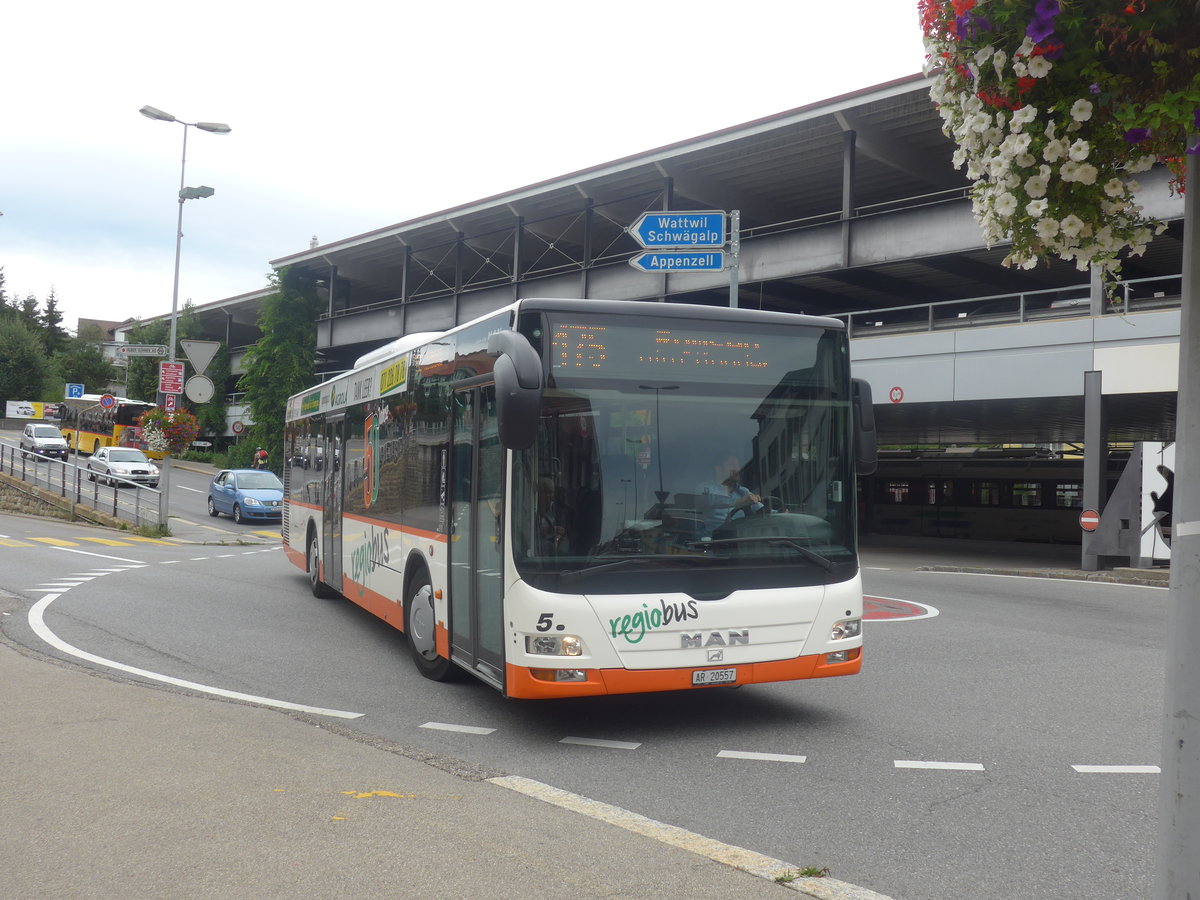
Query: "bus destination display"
549 320 788 379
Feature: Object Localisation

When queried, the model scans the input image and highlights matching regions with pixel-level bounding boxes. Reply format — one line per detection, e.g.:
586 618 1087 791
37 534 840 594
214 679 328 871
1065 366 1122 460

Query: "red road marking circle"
864 596 938 621
1079 509 1100 532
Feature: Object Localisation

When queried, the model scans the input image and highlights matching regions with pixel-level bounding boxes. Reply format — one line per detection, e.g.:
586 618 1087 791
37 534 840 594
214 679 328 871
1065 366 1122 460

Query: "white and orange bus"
283 298 876 699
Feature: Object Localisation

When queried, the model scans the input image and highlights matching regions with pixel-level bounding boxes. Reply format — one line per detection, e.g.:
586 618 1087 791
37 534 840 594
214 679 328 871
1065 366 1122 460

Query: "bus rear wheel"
405 577 455 681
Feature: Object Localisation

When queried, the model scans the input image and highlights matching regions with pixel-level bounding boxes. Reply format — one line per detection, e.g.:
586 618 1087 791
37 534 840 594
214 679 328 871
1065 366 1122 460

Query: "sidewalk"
0 637 891 900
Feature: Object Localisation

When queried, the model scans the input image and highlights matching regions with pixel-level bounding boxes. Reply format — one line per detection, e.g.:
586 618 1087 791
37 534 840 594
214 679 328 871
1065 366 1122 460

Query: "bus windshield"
512 316 855 593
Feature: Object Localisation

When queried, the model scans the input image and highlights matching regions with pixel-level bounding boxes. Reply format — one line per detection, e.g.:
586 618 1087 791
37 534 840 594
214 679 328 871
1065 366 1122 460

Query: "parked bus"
283 298 877 699
58 395 158 457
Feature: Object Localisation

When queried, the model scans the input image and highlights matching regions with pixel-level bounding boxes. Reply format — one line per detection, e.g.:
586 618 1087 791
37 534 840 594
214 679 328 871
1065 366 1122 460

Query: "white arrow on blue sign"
629 210 726 249
629 251 726 273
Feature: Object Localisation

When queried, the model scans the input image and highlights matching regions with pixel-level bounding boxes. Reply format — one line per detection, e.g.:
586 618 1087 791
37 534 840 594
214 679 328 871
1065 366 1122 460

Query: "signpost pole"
728 209 740 309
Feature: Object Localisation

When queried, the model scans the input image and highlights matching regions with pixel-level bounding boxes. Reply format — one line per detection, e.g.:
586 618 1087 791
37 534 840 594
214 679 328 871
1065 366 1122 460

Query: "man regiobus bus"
283 298 876 699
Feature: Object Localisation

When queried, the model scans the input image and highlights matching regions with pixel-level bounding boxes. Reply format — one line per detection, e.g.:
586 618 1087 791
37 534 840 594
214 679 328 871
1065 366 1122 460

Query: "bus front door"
448 385 505 688
320 417 344 594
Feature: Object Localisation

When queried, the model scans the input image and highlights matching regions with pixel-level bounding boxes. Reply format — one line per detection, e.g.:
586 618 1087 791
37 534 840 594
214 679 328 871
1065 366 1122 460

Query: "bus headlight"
526 634 584 656
830 618 861 641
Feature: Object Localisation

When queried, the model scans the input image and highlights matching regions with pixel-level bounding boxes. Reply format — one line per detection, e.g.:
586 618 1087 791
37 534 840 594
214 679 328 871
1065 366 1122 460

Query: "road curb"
492 775 898 900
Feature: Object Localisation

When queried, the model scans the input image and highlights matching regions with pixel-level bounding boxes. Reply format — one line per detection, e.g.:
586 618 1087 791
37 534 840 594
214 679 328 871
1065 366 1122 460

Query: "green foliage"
124 319 170 401
0 317 49 399
238 266 323 466
53 336 119 394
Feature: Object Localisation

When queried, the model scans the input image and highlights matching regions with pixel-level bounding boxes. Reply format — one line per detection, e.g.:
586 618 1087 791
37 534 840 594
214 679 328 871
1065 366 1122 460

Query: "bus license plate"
693 668 736 686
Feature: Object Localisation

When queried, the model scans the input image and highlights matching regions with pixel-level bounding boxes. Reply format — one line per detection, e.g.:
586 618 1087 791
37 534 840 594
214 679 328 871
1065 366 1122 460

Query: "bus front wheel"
307 532 335 599
405 577 455 681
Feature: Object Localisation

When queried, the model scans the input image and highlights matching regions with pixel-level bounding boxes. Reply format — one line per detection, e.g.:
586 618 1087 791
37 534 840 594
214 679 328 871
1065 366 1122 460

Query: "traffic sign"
232 421 245 435
118 344 169 357
159 361 185 395
185 375 214 404
629 211 726 249
164 394 177 413
180 339 220 375
1079 509 1101 532
629 251 725 273
65 383 85 399
99 394 116 409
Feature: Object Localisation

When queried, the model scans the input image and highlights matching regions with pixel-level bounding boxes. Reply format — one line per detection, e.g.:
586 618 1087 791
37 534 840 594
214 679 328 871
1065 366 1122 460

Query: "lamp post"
138 105 230 369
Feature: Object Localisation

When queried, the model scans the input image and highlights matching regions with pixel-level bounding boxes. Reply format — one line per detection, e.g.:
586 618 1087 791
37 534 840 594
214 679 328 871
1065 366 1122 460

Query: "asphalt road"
0 512 1164 900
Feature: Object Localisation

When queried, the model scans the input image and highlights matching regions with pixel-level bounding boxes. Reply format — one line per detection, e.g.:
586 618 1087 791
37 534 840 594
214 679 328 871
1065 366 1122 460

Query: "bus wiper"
559 554 720 583
698 537 835 571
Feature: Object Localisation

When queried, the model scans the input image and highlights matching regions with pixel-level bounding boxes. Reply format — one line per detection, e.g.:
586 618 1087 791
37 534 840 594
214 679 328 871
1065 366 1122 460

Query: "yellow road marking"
79 537 135 546
124 536 179 544
0 538 34 547
29 537 76 547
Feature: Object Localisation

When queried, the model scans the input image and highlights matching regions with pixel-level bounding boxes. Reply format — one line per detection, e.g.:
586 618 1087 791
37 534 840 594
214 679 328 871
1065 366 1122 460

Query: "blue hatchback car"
207 468 284 524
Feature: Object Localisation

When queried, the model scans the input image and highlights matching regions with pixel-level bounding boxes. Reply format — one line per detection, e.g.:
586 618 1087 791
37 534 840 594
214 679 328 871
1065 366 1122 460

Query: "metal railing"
833 274 1182 338
0 444 165 529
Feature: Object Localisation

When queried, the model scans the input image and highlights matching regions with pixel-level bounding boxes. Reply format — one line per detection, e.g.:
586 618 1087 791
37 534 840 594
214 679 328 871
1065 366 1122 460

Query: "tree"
53 335 118 394
920 3 1200 895
123 319 170 401
238 267 322 465
0 317 48 400
40 288 68 356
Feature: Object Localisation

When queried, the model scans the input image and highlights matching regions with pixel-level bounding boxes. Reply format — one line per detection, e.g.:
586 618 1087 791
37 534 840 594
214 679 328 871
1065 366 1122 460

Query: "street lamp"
139 105 230 371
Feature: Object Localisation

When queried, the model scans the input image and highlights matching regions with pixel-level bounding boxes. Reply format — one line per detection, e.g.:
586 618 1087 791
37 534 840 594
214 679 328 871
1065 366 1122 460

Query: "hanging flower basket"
138 407 200 457
919 0 1200 276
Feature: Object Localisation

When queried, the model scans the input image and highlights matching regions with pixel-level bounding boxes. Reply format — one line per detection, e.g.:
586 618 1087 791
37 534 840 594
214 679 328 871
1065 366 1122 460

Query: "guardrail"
0 444 165 529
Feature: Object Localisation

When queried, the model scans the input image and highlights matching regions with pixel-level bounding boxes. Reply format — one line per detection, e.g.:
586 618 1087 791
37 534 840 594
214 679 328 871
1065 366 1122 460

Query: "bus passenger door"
320 417 345 594
448 385 505 688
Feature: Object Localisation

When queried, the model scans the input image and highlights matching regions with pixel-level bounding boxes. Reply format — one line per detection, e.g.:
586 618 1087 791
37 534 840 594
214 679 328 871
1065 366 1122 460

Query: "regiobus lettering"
282 298 876 699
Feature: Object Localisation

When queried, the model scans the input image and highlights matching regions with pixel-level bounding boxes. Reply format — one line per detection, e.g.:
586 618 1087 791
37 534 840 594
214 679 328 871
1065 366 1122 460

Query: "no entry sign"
1079 509 1101 532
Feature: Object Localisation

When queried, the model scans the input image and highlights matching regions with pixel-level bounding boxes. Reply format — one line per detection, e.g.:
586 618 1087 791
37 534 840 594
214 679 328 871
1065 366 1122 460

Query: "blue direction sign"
629 210 726 249
629 251 725 273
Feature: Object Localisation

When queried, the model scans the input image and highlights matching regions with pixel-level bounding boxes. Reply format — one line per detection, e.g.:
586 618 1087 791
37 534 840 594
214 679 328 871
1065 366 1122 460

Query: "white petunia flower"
1025 173 1050 198
1070 99 1093 122
1026 198 1048 218
994 192 1018 216
1035 219 1060 241
1074 163 1098 185
1068 139 1090 161
1027 56 1052 78
1103 178 1126 198
1060 215 1085 238
1043 139 1068 163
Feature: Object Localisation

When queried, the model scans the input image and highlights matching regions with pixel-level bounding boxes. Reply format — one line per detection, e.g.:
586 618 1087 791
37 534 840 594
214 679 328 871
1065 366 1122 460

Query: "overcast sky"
3 1 927 331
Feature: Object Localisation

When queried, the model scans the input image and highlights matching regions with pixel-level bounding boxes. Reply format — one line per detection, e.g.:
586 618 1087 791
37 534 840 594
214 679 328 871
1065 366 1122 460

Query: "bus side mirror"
488 330 543 450
852 378 877 476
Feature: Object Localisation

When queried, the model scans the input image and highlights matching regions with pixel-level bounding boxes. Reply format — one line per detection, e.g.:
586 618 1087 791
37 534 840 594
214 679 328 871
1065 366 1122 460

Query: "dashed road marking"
1072 764 1160 774
717 750 807 763
560 736 641 750
420 722 496 735
30 537 77 547
895 760 985 771
0 538 34 547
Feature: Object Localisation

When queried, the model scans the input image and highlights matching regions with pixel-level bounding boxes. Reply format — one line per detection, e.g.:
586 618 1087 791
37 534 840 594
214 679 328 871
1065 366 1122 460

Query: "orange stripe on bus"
504 650 862 700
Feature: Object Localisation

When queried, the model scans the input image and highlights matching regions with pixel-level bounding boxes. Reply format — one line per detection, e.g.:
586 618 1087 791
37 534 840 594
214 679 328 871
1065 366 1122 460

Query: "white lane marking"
51 547 144 564
1072 765 1161 774
491 775 880 894
26 586 363 721
717 750 807 763
895 760 985 771
420 721 496 735
177 485 203 493
923 571 1167 590
560 736 641 750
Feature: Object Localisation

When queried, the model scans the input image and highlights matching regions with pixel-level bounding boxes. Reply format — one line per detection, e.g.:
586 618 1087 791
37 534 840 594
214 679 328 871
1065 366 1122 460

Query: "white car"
86 447 160 488
20 423 69 460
